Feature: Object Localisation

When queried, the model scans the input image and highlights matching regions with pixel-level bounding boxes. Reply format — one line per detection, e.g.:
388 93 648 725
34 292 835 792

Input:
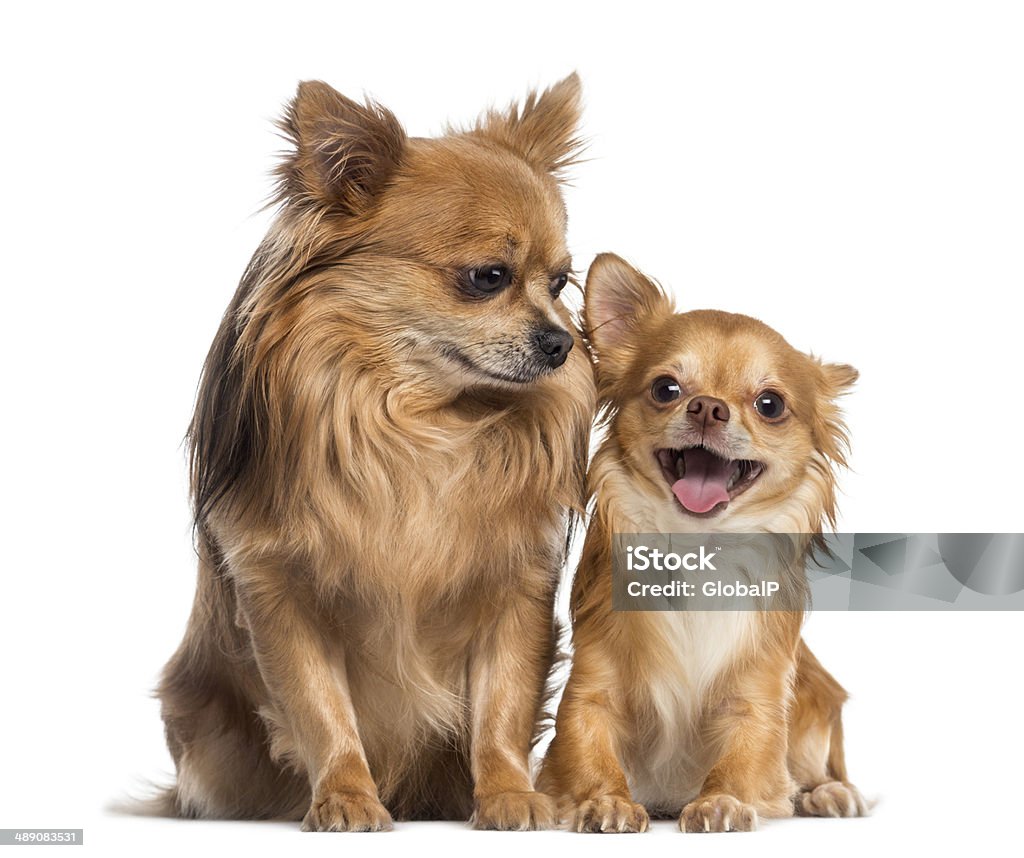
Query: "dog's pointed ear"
820 362 859 397
276 80 406 213
812 360 859 465
474 73 583 177
585 253 674 386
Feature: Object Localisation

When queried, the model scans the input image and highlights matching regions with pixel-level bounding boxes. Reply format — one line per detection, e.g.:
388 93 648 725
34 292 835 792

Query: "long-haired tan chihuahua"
156 77 595 830
540 254 867 832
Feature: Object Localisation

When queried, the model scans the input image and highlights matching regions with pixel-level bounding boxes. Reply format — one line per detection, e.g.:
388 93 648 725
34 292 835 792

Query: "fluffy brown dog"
157 77 595 831
539 254 867 832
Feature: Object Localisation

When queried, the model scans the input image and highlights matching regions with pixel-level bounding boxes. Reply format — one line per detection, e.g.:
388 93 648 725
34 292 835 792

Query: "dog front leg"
468 590 558 830
233 562 391 832
540 662 649 833
680 669 795 833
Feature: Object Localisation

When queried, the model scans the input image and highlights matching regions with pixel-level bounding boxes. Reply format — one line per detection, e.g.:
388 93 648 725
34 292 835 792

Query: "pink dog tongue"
672 448 734 513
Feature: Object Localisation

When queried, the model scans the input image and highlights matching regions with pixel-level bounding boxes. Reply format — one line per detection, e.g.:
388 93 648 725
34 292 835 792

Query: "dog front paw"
301 791 393 832
473 790 558 830
574 794 649 833
680 794 758 832
796 781 869 818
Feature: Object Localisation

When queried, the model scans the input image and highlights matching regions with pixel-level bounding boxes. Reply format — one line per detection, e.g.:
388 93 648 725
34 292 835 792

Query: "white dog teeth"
727 464 742 490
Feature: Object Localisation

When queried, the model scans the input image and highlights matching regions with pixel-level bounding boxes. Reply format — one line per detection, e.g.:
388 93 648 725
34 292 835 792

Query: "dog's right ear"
276 80 406 214
585 253 674 387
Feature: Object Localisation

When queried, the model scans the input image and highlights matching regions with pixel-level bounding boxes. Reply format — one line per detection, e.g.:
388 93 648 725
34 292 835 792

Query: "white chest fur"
624 609 756 812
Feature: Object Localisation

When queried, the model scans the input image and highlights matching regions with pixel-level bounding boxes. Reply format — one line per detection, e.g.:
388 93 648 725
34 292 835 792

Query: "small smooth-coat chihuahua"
540 254 867 832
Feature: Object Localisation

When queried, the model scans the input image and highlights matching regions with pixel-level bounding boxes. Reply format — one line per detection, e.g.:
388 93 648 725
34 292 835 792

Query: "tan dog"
157 77 595 831
539 254 867 832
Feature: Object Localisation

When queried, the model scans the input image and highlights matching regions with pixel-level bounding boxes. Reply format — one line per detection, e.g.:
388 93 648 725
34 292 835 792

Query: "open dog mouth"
655 445 764 515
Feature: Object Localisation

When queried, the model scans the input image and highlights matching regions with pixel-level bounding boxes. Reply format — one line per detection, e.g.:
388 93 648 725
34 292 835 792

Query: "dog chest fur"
622 609 757 813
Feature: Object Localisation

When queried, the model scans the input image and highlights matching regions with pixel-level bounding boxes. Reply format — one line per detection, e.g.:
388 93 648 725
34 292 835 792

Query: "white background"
2 2 1022 856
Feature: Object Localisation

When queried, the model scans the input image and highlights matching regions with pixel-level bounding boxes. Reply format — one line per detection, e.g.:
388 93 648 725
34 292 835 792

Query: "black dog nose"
534 327 574 368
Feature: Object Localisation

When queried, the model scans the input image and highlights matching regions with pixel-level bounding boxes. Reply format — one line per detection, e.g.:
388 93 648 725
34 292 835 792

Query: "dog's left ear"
812 361 859 465
820 362 859 397
474 73 583 177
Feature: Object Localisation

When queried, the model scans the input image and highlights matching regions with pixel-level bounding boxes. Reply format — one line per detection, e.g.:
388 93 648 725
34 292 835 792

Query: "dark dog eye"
550 272 569 297
651 376 682 403
754 390 785 420
466 265 512 294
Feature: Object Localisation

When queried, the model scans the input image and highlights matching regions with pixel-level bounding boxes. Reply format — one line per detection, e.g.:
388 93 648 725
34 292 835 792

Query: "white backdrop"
2 2 1022 856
